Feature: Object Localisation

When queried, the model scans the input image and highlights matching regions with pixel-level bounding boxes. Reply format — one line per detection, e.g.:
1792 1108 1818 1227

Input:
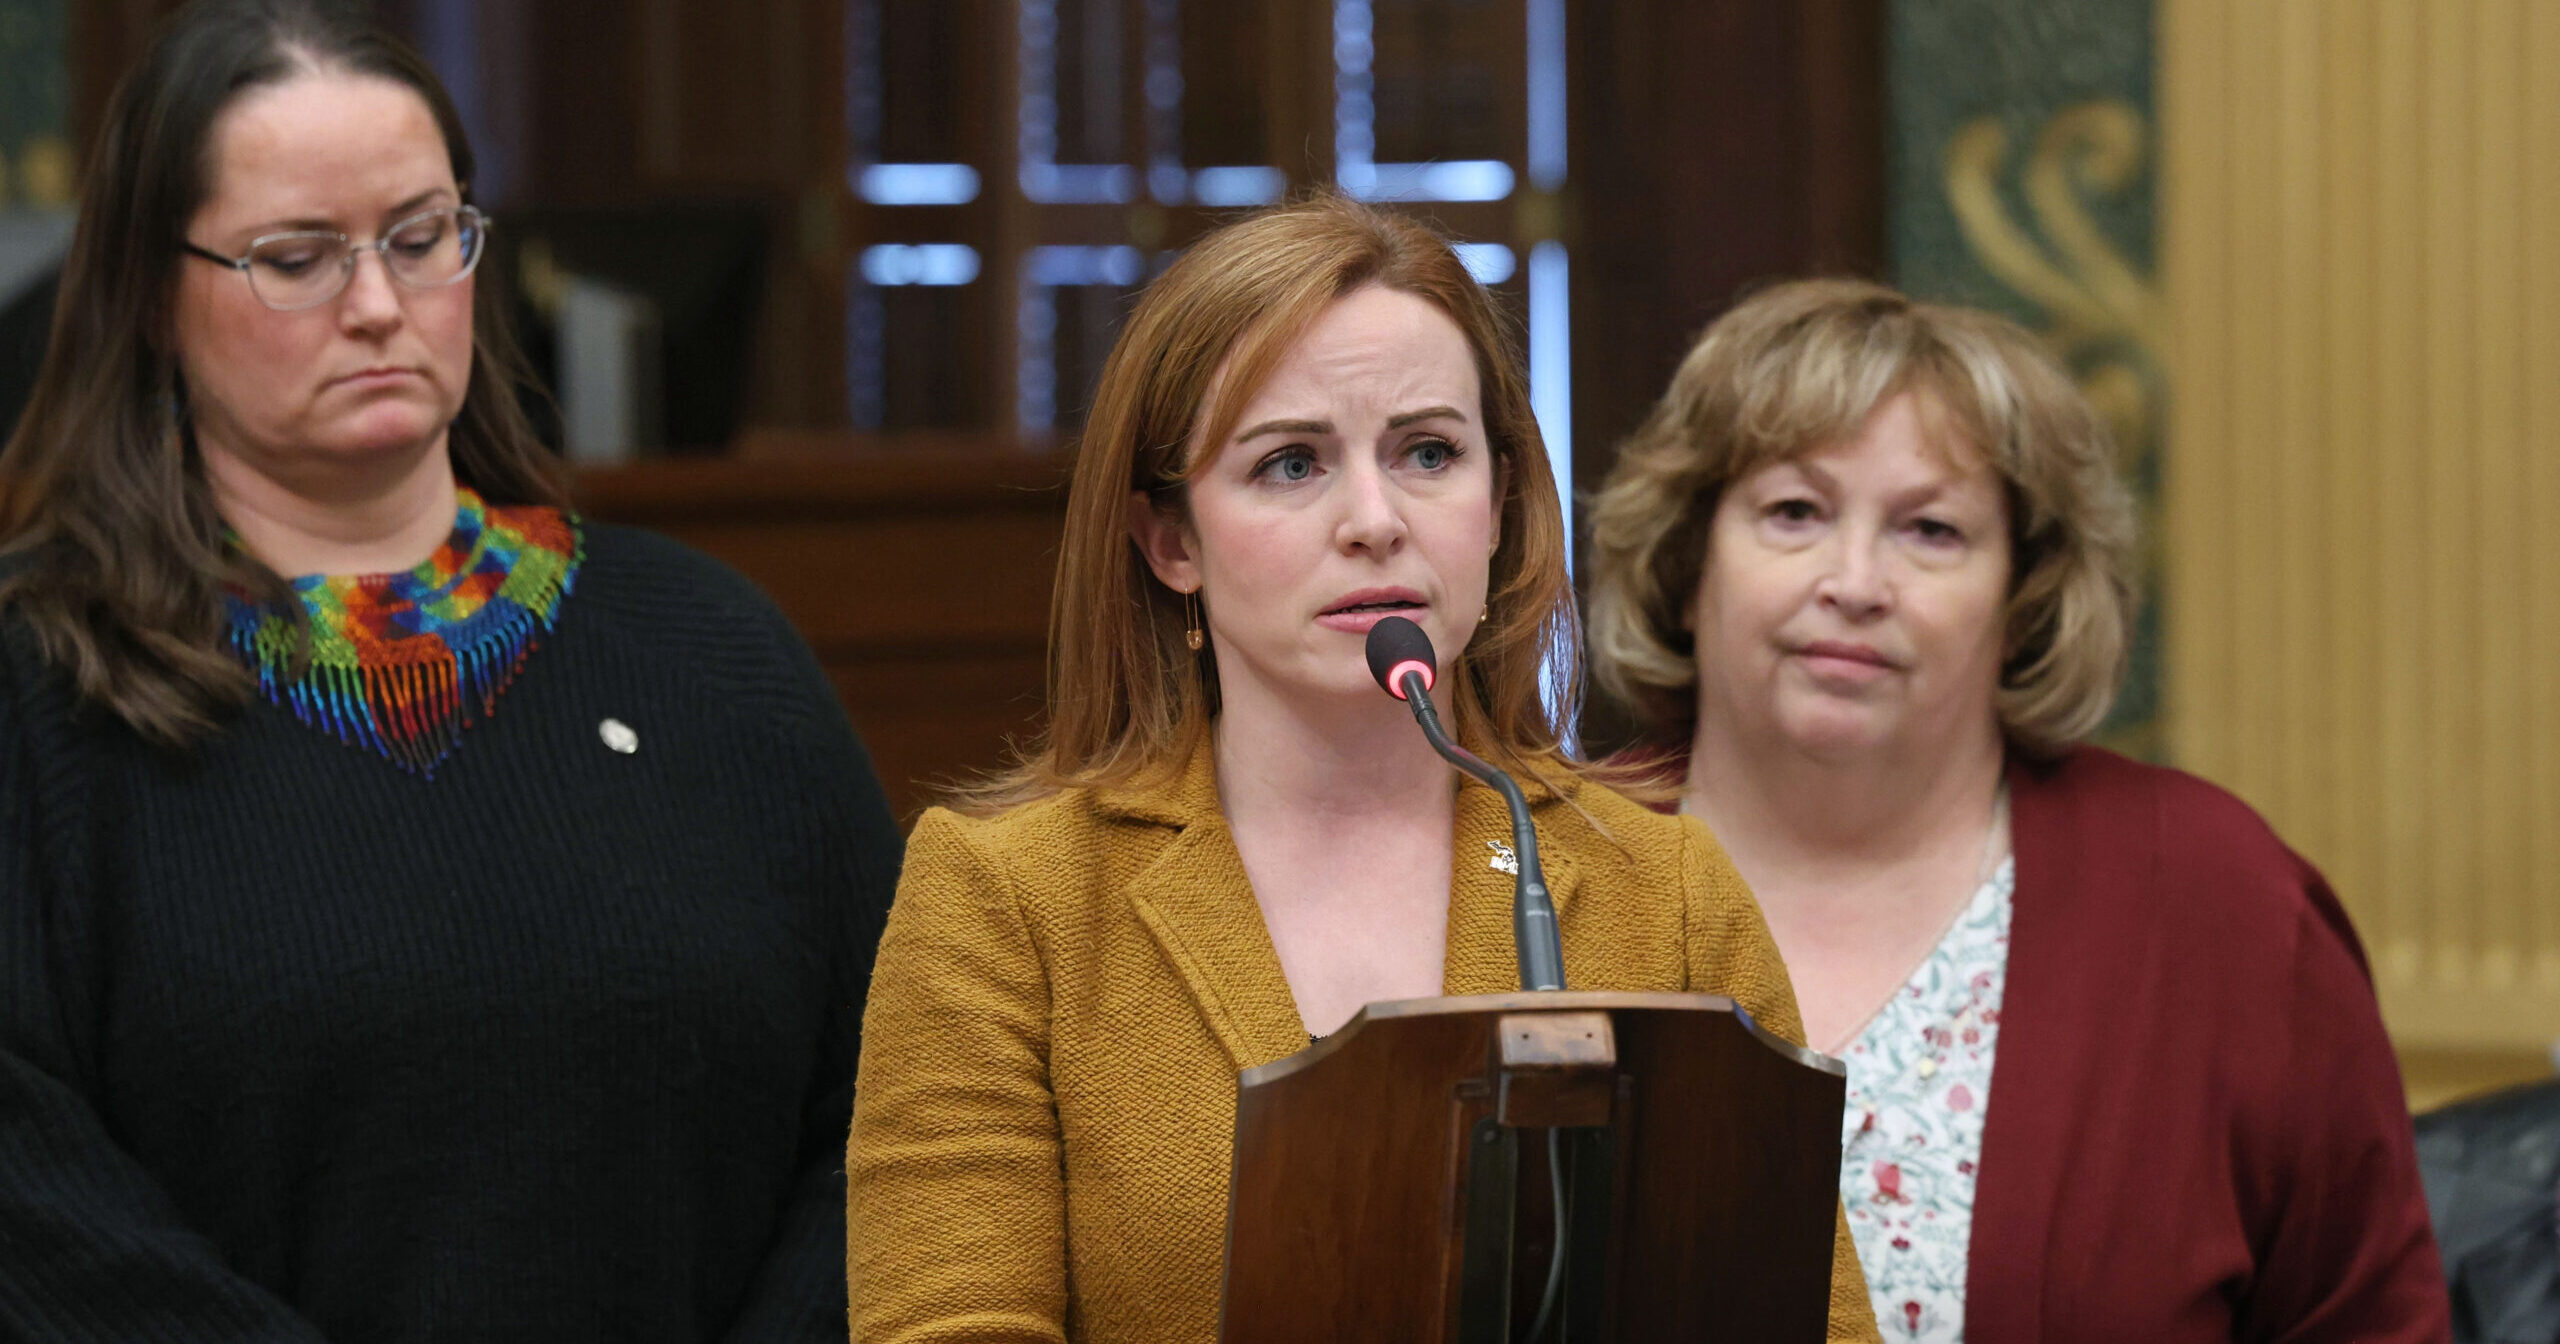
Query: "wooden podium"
1217 991 1847 1343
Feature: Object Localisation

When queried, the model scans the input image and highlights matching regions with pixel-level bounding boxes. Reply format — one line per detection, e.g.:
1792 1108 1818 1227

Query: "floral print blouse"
1838 856 2016 1342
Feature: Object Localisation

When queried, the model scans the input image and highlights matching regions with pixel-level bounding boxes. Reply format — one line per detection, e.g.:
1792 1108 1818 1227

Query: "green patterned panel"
0 0 70 211
1888 0 2163 760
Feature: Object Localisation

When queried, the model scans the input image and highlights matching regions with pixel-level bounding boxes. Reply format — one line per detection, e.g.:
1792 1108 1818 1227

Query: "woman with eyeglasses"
0 2 902 1339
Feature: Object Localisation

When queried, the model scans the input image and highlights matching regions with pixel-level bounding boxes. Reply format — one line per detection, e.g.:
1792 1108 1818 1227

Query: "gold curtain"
2160 0 2560 1105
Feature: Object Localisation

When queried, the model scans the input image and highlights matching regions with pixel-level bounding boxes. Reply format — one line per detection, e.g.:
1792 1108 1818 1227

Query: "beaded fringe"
225 498 581 778
231 594 555 776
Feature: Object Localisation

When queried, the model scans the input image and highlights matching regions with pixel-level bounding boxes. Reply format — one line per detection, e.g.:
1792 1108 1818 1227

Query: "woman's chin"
316 410 449 462
1773 704 1902 762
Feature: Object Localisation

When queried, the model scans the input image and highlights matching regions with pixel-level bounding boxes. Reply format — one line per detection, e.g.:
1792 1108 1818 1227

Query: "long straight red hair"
951 194 1580 814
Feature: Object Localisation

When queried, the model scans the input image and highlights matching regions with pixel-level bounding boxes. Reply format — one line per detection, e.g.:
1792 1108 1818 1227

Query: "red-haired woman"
845 196 1881 1342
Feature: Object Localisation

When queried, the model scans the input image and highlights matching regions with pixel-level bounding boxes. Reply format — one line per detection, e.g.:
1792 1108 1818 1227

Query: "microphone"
1364 616 1566 993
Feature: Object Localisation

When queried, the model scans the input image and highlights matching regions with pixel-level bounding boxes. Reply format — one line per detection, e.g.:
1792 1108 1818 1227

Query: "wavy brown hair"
954 194 1579 814
1585 277 2138 761
0 0 565 748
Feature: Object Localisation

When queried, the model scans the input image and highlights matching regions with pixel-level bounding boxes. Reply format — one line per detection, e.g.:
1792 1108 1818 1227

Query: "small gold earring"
1478 605 1490 625
1184 590 1205 651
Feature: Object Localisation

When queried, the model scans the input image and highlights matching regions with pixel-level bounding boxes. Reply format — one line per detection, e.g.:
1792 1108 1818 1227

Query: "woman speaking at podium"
847 196 1880 1342
1584 279 2447 1341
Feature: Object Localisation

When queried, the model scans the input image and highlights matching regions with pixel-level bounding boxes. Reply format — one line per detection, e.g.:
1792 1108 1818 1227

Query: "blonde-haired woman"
1586 277 2447 1342
846 199 1880 1342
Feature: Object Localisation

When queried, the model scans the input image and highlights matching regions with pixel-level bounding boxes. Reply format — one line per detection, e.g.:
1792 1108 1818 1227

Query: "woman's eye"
1407 438 1461 470
391 231 445 259
1766 498 1820 524
254 247 326 277
1254 448 1317 482
1910 518 1965 545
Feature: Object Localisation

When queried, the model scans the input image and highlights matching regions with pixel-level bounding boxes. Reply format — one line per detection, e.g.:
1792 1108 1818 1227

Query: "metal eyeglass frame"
180 204 491 312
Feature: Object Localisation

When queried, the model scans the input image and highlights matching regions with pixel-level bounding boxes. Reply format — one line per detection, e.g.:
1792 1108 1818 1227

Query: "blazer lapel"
1444 777 1582 996
1114 741 1588 1061
1113 746 1313 1073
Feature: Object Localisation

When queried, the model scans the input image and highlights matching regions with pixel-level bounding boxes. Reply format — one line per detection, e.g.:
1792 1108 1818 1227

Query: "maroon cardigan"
1635 744 2452 1339
1970 746 2449 1342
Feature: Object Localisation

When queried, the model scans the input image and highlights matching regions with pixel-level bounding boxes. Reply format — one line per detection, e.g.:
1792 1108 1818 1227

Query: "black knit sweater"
0 523 903 1342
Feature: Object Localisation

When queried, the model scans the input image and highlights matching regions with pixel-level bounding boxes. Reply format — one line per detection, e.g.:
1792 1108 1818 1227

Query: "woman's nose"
336 249 405 331
1333 459 1408 554
1814 526 1891 617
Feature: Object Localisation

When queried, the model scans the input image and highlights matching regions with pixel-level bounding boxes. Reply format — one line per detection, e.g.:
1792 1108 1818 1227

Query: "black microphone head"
1364 616 1438 701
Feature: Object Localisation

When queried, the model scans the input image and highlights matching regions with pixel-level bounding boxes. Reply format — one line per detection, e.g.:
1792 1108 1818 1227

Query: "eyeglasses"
181 204 489 312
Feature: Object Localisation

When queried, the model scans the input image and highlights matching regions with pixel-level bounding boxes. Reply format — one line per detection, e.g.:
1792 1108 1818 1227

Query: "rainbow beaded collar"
224 487 582 775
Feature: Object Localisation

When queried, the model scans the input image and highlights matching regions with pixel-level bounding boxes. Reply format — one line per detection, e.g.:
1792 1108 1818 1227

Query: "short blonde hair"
1584 277 2137 760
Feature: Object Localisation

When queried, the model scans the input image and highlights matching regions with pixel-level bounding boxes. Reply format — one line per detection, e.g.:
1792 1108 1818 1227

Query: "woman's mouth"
1793 640 1898 683
331 366 421 390
1316 590 1428 633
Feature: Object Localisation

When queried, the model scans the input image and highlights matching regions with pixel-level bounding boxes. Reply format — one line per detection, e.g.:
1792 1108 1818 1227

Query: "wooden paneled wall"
2161 0 2560 1101
1565 0 1885 752
576 437 1070 823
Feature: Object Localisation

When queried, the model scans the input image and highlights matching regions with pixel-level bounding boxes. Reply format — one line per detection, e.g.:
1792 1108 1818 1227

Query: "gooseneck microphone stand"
1364 616 1566 993
1224 617 1854 1343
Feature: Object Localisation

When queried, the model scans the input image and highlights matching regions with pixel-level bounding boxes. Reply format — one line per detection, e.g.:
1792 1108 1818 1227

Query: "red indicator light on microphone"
1365 616 1440 701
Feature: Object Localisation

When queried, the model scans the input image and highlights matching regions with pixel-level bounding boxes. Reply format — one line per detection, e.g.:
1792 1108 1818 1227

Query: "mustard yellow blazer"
846 742 1880 1343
